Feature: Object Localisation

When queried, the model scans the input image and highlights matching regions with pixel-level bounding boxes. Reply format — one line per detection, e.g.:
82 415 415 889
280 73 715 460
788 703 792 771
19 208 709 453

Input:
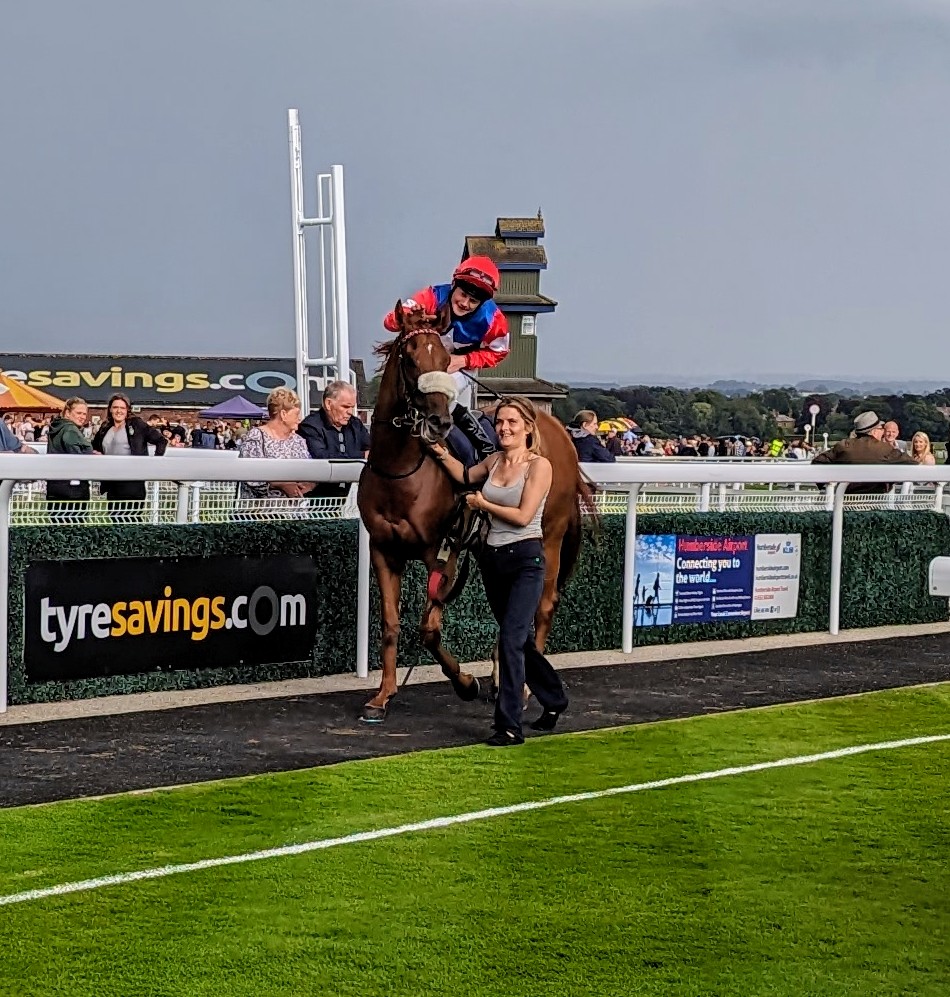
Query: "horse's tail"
557 463 597 593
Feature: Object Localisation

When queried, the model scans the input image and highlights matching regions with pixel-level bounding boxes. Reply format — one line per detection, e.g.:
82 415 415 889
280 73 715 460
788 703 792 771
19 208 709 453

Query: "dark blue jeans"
479 538 568 737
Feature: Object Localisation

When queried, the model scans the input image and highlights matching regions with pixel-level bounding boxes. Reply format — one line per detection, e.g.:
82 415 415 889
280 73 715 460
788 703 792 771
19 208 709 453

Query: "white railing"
2 453 950 714
8 480 355 525
11 479 940 524
593 487 940 515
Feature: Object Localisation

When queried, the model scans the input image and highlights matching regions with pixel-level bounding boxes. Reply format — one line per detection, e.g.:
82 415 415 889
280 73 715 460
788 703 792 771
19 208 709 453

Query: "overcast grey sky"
2 0 949 383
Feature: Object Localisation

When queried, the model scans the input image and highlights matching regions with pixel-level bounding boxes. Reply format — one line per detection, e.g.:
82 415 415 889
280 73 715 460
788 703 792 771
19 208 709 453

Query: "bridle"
368 326 453 480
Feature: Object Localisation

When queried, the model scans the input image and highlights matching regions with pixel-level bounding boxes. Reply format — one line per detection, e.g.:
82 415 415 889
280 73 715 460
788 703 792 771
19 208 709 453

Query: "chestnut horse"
357 301 591 722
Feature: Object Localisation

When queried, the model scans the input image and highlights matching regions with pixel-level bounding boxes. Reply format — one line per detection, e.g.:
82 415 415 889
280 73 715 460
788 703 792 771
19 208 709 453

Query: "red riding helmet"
452 256 500 299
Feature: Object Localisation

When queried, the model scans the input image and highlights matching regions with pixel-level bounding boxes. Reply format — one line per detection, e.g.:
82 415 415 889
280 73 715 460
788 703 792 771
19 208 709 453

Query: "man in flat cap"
812 410 916 493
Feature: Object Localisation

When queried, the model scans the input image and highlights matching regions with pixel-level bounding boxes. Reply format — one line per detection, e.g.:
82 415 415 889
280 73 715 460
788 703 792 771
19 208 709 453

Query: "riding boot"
453 405 496 462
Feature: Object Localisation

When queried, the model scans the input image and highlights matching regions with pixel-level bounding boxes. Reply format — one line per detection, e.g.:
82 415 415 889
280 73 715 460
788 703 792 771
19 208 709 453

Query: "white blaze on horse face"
427 344 433 356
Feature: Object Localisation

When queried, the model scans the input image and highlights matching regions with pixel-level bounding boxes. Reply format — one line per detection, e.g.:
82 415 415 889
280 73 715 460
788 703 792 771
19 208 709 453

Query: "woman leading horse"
358 296 591 724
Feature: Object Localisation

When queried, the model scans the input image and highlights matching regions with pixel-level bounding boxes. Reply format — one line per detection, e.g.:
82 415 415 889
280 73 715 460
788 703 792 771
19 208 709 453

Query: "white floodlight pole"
287 112 351 412
288 110 310 410
331 164 352 385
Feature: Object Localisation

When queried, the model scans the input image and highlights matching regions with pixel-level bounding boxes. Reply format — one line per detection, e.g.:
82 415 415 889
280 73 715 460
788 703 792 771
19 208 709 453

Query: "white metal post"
829 482 847 635
621 485 641 654
935 483 945 513
824 483 835 511
317 173 329 383
288 110 310 410
175 483 190 524
148 481 160 524
699 482 711 512
0 480 14 712
331 164 351 385
288 112 351 414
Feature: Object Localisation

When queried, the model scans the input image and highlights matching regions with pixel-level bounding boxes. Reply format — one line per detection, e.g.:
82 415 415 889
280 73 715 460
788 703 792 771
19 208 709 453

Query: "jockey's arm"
430 445 495 486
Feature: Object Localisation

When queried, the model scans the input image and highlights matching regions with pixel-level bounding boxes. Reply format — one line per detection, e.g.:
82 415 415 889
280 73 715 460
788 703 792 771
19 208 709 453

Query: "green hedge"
8 511 949 704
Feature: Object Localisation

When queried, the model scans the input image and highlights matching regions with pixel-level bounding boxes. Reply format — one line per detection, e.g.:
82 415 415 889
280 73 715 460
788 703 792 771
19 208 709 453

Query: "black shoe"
485 729 524 747
529 703 568 732
453 405 497 462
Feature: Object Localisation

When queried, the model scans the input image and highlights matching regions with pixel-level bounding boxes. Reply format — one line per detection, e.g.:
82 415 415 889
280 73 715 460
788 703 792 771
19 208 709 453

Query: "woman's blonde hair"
495 395 542 454
266 387 301 419
912 431 931 455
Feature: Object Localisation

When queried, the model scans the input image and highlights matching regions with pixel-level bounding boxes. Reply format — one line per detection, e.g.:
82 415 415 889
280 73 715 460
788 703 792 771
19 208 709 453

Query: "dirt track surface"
3 633 949 808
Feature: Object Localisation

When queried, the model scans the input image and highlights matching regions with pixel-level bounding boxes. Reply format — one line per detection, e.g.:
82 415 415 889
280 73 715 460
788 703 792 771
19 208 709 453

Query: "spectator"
91 393 168 517
297 380 370 498
0 415 36 454
16 415 36 442
604 429 623 457
238 388 312 500
46 397 94 521
636 434 655 456
883 421 906 452
812 411 915 493
911 432 935 466
677 437 699 457
567 410 616 463
787 439 807 460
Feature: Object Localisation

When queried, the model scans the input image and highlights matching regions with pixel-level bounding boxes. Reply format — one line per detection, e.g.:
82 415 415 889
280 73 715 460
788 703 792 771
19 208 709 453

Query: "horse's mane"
373 338 399 360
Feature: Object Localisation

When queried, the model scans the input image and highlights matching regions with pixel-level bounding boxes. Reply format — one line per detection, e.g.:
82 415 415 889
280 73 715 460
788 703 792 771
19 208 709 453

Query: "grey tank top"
483 457 547 547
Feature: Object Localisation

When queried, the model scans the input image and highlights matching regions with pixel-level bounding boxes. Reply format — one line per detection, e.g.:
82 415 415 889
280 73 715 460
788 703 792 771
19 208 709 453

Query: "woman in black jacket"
91 393 167 518
46 396 94 522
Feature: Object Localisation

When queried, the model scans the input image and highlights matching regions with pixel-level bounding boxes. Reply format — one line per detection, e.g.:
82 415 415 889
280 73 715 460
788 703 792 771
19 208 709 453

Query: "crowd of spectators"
566 411 824 462
2 408 246 451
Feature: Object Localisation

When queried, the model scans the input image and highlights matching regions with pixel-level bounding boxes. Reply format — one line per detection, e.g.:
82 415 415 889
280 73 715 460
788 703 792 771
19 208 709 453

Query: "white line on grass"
2 732 948 908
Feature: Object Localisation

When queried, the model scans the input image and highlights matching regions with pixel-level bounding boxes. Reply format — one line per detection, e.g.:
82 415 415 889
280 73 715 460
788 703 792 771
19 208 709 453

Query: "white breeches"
452 371 474 411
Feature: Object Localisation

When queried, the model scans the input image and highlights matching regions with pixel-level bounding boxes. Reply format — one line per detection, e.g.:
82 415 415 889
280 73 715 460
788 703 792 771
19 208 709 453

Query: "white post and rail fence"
2 454 950 714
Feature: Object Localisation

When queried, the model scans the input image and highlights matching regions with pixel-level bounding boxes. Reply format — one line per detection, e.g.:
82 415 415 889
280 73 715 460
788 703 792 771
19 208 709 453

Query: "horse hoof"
360 703 389 724
459 676 480 703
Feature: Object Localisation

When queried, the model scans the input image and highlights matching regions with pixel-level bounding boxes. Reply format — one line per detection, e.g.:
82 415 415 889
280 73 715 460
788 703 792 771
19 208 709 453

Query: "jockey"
384 255 508 460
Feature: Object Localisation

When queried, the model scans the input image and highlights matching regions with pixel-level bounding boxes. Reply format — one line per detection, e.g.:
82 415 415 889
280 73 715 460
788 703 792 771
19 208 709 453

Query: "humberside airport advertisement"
632 533 802 629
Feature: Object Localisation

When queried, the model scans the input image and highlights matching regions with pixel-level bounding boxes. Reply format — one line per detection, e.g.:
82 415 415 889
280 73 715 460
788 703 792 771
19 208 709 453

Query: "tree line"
552 386 950 442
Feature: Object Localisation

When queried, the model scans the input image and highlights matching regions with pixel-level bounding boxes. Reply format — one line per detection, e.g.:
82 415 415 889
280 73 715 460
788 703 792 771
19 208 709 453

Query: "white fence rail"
3 453 950 714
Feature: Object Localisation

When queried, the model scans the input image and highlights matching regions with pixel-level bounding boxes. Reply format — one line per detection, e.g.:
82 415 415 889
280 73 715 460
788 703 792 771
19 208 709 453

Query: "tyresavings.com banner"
0 354 299 407
24 555 318 682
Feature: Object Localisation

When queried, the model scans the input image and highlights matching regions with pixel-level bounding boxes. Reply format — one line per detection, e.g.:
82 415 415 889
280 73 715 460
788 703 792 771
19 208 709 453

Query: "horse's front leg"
362 546 403 723
420 552 480 702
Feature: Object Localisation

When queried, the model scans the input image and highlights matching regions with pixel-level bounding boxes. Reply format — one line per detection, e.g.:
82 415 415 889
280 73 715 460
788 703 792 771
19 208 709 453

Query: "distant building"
460 214 567 413
773 413 797 434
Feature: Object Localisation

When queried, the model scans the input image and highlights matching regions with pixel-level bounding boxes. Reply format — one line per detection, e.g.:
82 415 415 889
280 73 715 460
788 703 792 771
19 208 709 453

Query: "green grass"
2 686 949 996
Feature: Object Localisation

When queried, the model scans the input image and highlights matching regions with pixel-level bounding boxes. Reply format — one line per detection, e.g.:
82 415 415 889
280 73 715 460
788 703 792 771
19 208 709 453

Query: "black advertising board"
0 354 298 407
24 555 319 683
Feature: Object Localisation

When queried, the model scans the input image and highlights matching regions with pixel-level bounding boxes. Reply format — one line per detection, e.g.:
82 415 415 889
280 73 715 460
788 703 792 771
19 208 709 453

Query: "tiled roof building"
460 214 566 412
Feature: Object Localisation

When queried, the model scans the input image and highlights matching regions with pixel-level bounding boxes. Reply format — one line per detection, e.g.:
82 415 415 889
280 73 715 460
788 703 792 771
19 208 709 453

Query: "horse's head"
377 299 456 444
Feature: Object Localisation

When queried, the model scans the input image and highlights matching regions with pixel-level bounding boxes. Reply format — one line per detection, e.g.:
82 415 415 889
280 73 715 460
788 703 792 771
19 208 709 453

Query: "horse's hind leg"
362 547 403 722
534 531 565 652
